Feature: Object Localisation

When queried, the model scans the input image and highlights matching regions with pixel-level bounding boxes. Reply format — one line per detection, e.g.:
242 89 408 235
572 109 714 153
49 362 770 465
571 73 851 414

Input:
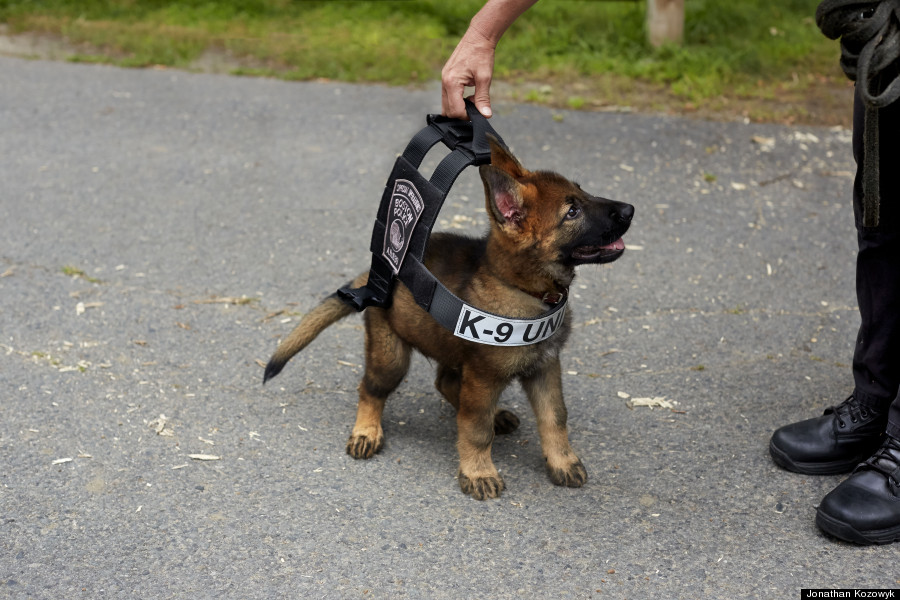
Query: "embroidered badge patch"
383 179 424 274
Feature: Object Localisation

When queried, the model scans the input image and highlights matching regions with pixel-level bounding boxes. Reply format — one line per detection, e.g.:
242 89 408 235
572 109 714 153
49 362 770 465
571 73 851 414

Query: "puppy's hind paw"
493 409 520 435
346 433 383 459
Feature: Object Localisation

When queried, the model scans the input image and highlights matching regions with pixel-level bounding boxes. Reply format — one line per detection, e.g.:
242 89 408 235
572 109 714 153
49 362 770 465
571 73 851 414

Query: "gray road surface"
1 56 896 599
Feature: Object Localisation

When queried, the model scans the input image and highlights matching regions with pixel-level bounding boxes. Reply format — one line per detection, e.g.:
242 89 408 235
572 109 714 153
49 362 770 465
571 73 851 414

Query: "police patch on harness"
383 179 424 274
454 301 567 347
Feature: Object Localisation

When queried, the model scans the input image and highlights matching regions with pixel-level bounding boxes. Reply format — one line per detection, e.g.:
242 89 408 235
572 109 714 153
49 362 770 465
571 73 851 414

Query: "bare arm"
441 0 538 119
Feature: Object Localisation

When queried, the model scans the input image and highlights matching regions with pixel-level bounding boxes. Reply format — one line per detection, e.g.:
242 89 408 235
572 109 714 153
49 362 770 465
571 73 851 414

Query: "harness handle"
426 100 497 164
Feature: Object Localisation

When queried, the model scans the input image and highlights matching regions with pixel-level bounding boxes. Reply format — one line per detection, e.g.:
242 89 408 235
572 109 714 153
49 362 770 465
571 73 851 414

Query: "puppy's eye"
565 206 581 220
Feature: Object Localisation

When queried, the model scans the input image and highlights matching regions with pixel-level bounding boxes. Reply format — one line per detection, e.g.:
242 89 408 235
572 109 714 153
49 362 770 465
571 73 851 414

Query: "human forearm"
467 0 539 47
441 0 538 118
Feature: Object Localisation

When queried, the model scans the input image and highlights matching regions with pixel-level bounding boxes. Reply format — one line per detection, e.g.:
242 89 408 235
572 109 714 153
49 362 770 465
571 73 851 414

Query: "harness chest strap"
337 100 568 347
398 252 568 347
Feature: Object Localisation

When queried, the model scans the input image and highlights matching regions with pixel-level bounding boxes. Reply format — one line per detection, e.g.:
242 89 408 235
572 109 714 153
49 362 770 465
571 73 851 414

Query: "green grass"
0 0 841 104
61 265 103 283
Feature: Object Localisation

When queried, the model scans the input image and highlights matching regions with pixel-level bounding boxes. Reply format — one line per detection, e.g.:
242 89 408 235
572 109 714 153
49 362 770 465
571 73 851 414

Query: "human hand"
441 28 496 119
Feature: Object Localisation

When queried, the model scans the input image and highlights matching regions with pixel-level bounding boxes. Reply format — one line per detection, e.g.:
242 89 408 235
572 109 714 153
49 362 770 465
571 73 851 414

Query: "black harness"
337 100 567 347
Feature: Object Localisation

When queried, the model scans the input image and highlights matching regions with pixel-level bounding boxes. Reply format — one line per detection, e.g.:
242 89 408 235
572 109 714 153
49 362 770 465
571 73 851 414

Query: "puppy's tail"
263 273 367 384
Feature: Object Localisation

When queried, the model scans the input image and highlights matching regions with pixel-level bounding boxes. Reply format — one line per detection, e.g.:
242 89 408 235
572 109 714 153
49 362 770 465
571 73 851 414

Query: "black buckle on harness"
425 114 492 165
427 117 472 150
336 100 569 346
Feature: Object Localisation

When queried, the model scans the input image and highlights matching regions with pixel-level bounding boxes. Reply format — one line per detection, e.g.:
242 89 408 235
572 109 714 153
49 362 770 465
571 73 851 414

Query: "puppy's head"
479 136 634 272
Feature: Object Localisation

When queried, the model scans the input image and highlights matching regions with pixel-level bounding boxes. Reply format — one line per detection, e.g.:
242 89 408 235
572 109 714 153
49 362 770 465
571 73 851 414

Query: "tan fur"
265 138 632 500
265 272 368 377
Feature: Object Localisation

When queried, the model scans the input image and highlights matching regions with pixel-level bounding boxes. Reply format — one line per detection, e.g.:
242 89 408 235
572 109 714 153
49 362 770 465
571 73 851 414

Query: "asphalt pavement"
1 56 897 599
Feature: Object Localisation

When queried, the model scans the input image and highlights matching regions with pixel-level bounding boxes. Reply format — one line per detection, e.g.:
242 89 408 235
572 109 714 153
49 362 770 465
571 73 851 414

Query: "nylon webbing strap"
337 100 568 346
398 255 568 347
816 0 900 227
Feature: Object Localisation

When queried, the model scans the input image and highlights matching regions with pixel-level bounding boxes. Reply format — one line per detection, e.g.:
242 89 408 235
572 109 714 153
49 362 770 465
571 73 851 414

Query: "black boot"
769 395 887 475
815 435 900 545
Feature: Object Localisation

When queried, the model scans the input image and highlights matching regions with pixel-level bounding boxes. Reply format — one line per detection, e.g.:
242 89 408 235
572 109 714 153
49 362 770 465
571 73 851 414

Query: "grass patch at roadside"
0 0 850 124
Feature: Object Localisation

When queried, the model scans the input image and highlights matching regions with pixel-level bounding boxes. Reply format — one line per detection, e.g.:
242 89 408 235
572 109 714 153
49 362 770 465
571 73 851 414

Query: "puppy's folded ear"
486 134 527 179
480 164 525 228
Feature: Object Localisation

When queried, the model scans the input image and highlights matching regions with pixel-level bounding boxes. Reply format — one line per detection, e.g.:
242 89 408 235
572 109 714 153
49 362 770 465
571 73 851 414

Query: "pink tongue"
601 238 625 251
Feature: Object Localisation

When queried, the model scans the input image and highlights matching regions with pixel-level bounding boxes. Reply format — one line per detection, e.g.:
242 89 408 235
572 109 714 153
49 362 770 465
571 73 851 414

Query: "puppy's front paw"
458 471 505 500
547 458 588 488
346 432 383 459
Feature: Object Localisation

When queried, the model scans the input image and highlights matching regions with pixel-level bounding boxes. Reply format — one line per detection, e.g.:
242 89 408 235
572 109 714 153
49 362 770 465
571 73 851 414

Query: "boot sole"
816 509 900 545
768 440 861 475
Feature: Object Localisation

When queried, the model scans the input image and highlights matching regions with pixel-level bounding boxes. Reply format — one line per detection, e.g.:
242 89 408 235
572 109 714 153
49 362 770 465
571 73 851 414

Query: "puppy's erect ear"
480 164 524 228
486 134 526 179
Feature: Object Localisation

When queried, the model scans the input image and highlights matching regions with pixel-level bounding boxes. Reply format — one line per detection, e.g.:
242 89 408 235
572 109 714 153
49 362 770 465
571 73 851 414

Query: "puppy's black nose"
612 203 634 224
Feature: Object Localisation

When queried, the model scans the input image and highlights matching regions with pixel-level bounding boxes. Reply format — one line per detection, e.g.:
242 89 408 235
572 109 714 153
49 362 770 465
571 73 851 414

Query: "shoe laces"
830 395 872 429
858 436 900 492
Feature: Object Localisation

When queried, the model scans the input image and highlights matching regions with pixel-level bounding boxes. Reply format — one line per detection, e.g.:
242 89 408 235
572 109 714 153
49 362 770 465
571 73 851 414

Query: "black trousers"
850 86 900 439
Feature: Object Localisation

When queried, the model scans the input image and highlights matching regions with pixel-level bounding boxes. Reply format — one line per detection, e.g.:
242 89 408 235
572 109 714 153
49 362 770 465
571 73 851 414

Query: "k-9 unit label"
454 302 567 346
382 179 424 274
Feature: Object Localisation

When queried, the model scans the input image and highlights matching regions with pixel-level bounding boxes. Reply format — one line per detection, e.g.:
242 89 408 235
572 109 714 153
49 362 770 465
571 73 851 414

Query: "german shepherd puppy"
265 137 633 500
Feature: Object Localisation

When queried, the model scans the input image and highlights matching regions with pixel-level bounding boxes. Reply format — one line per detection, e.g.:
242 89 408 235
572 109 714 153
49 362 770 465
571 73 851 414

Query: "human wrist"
466 18 501 49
